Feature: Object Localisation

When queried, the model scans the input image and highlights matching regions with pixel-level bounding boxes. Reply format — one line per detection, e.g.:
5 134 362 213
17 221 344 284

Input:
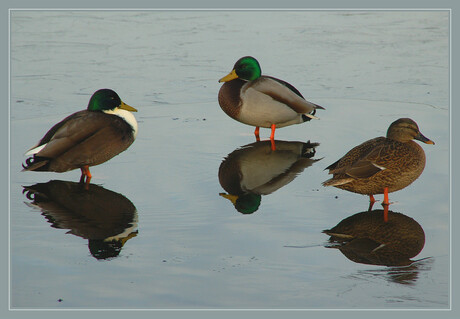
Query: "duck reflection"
219 140 320 214
323 209 425 267
23 180 138 260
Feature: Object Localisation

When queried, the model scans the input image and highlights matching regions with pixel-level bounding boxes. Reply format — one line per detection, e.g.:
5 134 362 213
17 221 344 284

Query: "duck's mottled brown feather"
323 137 427 194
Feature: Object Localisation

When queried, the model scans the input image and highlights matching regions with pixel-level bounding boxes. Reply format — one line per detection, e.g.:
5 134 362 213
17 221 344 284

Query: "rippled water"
10 10 449 310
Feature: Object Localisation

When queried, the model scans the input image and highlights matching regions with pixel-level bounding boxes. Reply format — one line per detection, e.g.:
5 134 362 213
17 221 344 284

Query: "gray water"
10 10 449 309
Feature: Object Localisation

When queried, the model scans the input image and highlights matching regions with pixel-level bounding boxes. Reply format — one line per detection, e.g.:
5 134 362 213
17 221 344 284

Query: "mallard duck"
323 118 434 215
22 89 138 186
218 56 324 141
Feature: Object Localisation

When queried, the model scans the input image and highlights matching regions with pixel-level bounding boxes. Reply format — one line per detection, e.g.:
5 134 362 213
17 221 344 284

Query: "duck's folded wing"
325 137 386 175
33 111 115 159
344 145 388 179
57 124 129 165
343 159 385 179
24 110 86 155
252 77 323 116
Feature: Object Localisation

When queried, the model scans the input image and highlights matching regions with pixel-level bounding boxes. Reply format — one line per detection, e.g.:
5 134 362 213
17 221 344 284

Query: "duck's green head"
387 118 434 144
219 56 262 83
87 89 137 113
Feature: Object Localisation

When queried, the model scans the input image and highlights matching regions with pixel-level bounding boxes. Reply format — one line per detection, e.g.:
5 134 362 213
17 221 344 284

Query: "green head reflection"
220 193 262 214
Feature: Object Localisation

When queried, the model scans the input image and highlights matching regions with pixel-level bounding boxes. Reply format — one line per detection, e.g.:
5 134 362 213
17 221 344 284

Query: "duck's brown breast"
218 79 245 120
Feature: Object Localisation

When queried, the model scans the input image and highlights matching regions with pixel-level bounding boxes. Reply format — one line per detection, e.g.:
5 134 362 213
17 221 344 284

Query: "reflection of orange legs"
254 127 260 141
382 187 389 222
382 204 389 223
80 165 92 189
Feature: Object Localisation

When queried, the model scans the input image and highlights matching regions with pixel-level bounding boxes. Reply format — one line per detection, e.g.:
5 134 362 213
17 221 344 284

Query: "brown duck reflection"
219 140 320 214
23 180 138 260
323 210 425 267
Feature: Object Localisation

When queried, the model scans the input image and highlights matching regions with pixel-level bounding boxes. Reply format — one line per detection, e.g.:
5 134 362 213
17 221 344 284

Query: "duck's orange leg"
270 124 276 151
270 124 276 140
254 127 260 141
80 165 92 189
368 194 376 211
79 169 85 183
270 124 277 150
381 187 389 222
382 187 389 206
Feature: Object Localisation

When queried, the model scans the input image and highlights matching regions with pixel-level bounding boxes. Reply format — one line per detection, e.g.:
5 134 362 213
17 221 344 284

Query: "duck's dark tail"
22 156 50 172
301 101 325 122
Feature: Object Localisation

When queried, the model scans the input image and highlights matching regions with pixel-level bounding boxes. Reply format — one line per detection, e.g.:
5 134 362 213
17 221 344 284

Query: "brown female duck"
323 118 434 214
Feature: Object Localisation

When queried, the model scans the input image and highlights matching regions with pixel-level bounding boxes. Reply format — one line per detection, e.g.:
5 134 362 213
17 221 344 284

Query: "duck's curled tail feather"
22 156 49 172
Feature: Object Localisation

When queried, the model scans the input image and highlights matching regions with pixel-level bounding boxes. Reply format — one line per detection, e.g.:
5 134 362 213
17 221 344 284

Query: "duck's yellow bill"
120 101 138 112
219 69 239 83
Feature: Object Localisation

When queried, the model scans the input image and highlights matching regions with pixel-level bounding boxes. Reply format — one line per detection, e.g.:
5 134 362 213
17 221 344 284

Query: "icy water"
10 10 449 310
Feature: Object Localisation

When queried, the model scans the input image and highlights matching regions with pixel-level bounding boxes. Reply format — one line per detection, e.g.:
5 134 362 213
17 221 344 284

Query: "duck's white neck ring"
104 108 138 139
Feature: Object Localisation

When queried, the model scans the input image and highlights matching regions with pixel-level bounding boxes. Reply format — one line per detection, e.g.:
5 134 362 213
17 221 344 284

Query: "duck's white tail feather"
24 143 46 156
322 177 354 187
303 113 319 120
